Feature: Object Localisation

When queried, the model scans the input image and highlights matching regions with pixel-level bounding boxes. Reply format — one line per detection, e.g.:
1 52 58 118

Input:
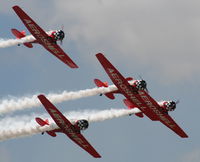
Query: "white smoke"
0 31 53 48
0 35 35 48
0 108 141 141
0 85 118 115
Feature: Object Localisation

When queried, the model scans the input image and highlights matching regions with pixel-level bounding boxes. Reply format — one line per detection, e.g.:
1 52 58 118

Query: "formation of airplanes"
3 5 188 158
95 53 188 138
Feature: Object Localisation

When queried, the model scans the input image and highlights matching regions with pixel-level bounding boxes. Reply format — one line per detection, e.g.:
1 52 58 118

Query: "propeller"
60 39 63 45
61 24 64 31
175 100 180 105
60 25 64 45
138 75 149 93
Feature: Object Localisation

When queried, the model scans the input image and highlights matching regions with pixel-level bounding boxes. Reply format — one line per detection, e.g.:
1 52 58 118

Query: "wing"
38 95 101 158
96 53 158 120
138 90 188 138
12 5 78 68
160 115 188 138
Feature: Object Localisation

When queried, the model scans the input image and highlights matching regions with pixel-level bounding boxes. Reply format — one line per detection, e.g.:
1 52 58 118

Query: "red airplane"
95 53 188 138
12 5 78 68
36 95 101 158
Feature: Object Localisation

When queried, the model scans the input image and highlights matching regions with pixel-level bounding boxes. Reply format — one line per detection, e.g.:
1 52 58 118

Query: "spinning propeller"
139 75 149 93
60 25 64 45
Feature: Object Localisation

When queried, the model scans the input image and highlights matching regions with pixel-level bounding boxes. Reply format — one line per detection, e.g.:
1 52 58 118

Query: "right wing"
38 95 101 158
12 5 78 68
138 90 188 138
96 53 158 120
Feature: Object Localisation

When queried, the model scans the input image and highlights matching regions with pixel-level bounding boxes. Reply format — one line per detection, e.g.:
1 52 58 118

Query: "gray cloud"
2 0 200 83
179 149 200 162
47 0 200 83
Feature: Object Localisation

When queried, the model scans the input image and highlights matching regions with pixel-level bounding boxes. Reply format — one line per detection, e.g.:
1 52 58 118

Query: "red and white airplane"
95 53 188 138
12 5 78 68
36 95 101 158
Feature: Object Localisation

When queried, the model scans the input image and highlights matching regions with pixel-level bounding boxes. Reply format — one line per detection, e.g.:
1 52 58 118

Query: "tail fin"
11 28 26 39
35 117 58 137
123 99 144 118
35 117 49 126
94 79 108 87
11 29 33 48
94 79 116 99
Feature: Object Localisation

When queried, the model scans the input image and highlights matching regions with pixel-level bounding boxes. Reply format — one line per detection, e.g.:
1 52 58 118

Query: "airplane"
95 53 188 138
36 94 101 158
12 5 78 68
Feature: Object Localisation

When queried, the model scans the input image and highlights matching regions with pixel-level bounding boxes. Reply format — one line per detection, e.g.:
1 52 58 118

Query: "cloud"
179 149 200 162
48 0 200 83
2 0 200 83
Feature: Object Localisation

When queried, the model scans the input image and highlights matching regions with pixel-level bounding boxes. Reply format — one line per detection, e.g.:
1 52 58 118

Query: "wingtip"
94 154 101 158
96 53 104 57
12 5 19 10
182 135 189 138
68 63 79 69
37 94 45 99
72 65 79 68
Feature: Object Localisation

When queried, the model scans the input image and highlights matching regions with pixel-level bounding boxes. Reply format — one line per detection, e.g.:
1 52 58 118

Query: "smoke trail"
0 85 118 115
0 35 35 48
0 108 141 141
0 31 53 48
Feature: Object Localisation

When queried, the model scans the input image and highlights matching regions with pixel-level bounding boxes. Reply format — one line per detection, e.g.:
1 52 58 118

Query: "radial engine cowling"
133 80 147 91
159 101 176 112
76 119 89 131
53 30 65 41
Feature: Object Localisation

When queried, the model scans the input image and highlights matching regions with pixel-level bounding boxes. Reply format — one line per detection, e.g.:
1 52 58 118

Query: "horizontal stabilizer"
35 117 49 126
23 42 33 48
94 79 108 87
11 28 26 39
46 131 57 137
123 99 136 109
135 112 144 118
105 93 115 100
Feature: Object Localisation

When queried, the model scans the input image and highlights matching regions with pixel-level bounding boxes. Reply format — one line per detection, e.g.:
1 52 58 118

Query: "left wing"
38 95 101 158
12 5 78 68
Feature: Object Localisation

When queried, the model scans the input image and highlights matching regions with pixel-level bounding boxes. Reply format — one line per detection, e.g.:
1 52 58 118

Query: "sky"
0 0 200 162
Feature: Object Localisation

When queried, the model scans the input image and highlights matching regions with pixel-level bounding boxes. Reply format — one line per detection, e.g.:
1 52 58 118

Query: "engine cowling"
75 119 89 131
159 101 176 112
52 30 65 41
136 80 147 90
131 80 147 91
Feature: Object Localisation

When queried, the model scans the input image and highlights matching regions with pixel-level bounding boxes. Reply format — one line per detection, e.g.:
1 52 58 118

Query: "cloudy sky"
0 0 200 162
